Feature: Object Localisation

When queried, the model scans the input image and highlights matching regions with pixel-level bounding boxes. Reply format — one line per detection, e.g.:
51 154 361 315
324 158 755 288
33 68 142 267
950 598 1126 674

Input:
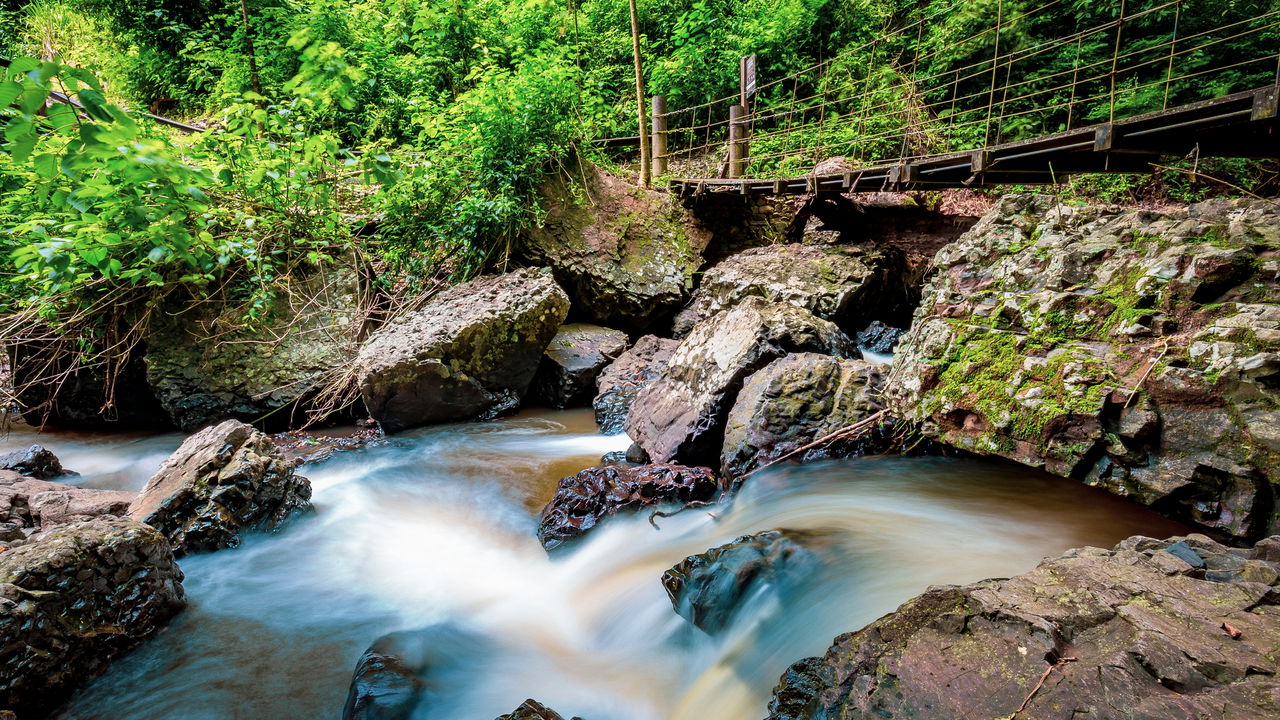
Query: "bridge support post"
651 96 668 177
729 104 748 178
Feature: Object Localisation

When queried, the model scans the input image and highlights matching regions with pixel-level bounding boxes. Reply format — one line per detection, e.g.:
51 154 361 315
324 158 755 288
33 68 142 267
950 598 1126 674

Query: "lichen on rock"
887 194 1280 540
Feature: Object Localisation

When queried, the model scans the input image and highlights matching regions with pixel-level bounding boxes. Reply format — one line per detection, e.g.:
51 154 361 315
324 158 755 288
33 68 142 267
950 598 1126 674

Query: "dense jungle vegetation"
0 0 1276 400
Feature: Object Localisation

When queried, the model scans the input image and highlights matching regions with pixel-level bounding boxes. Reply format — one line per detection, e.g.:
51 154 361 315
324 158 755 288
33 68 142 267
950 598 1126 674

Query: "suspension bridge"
623 0 1280 196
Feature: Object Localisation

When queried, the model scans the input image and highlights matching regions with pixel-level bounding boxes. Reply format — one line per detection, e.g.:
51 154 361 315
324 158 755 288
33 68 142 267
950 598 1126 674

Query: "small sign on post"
740 54 757 107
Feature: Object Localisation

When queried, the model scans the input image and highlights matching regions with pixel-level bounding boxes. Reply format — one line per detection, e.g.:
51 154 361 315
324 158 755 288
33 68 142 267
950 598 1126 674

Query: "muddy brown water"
2 409 1185 720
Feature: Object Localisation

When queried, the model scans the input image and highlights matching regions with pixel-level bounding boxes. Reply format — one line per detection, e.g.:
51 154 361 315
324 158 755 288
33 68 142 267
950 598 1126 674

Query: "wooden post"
651 96 668 177
628 0 651 187
729 104 747 178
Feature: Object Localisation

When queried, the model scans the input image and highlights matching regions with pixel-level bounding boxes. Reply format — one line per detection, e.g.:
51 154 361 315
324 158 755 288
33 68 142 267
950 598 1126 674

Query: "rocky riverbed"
4 167 1279 720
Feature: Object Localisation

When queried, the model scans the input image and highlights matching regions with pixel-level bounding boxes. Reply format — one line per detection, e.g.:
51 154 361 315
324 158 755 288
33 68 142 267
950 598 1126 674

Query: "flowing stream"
4 410 1185 720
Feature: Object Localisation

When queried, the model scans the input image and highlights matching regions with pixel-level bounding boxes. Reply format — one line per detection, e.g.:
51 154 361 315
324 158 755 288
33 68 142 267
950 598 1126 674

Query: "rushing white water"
14 409 1184 720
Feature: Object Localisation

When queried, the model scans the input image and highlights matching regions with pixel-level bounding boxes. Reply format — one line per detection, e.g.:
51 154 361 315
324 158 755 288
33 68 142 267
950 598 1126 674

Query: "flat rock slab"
766 533 1280 720
355 268 570 433
0 470 133 536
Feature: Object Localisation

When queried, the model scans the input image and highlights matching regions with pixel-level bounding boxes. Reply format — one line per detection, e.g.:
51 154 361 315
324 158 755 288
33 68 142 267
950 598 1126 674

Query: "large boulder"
721 353 887 480
626 298 857 465
0 444 69 479
0 470 134 536
519 163 710 330
766 533 1280 720
887 195 1280 541
670 243 895 336
129 419 313 556
537 464 724 549
592 335 678 434
0 516 185 717
355 268 570 433
662 529 827 634
529 324 629 408
145 263 367 431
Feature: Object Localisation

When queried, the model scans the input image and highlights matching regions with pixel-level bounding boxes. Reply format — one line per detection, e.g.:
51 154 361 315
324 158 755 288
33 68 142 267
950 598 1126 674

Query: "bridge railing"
655 0 1280 181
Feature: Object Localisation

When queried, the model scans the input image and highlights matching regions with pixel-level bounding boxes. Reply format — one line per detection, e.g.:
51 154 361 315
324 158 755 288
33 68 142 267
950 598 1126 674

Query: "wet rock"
496 699 581 720
0 444 70 479
662 529 827 634
129 419 313 556
855 320 905 353
765 656 824 720
146 263 367 431
343 630 430 720
592 335 678 434
355 268 570 433
0 470 134 533
0 516 185 718
766 533 1280 720
721 354 887 480
519 163 710 330
271 422 387 464
537 464 725 549
886 195 1280 540
530 324 629 409
670 244 893 337
343 624 491 720
626 298 857 465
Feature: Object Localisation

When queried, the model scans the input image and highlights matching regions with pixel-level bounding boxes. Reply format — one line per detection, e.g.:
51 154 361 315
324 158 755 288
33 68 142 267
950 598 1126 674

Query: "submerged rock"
0 444 70 479
519 163 710 330
626 298 857 465
887 195 1280 540
662 529 828 634
0 470 134 535
537 464 724 549
343 630 431 720
271 422 387 464
530 323 629 409
765 533 1280 720
592 335 678 434
355 268 570 433
721 353 887 480
0 516 185 717
343 624 491 720
496 699 581 720
129 419 313 556
671 243 894 336
145 263 366 431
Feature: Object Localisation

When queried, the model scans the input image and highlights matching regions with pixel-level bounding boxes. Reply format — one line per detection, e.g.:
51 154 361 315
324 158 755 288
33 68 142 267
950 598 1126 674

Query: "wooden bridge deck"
670 86 1280 196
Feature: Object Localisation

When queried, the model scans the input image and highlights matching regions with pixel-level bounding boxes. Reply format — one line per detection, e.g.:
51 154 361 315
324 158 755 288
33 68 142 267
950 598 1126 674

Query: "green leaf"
46 103 77 134
32 153 57 178
0 81 21 109
9 134 36 163
78 247 108 268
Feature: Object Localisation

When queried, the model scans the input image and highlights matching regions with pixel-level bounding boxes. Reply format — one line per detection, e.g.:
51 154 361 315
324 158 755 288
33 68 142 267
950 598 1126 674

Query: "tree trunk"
629 0 651 188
